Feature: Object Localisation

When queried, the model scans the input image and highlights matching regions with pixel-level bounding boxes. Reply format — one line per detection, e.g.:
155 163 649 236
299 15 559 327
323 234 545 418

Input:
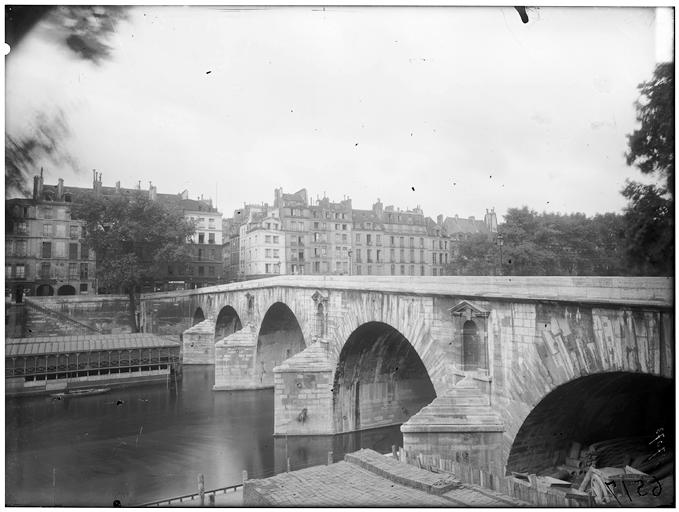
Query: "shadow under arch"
192 307 205 326
215 305 242 340
255 302 305 388
333 321 436 434
506 371 673 478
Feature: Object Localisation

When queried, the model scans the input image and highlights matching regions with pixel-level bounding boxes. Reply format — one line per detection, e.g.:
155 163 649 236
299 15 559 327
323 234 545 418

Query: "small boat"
50 387 111 398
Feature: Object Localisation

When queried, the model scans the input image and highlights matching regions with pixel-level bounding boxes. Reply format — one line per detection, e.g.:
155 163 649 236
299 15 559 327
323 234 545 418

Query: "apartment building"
5 175 96 298
238 210 285 278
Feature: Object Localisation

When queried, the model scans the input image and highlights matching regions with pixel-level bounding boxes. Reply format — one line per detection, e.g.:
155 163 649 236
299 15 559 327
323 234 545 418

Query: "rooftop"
6 333 180 357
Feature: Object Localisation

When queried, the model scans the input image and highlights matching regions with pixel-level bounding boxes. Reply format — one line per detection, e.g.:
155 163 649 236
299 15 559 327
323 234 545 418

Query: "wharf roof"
6 333 179 357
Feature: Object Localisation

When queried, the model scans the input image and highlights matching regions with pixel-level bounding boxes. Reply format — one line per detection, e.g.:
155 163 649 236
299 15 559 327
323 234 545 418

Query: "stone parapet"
213 324 263 390
182 319 216 364
273 339 335 435
143 276 673 309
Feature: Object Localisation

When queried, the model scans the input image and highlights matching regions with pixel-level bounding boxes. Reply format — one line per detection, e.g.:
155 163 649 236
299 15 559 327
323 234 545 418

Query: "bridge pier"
182 319 216 364
273 339 335 436
401 376 504 474
213 324 266 390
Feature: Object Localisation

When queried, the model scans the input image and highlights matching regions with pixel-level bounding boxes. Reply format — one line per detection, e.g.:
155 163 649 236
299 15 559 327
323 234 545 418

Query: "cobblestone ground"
163 488 243 507
246 450 528 507
248 461 455 506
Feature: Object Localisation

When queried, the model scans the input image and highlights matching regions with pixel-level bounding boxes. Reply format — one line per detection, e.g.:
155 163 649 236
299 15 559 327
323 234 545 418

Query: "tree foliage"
448 207 629 276
622 182 673 276
72 193 195 331
626 62 674 194
45 6 130 64
5 111 77 198
623 63 674 276
5 6 129 197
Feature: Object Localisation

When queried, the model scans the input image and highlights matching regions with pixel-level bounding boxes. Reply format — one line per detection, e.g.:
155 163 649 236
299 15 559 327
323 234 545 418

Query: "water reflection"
6 365 402 506
274 426 403 473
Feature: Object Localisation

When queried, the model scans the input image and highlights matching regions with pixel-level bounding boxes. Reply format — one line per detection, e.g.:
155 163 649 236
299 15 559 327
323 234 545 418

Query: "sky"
5 6 674 221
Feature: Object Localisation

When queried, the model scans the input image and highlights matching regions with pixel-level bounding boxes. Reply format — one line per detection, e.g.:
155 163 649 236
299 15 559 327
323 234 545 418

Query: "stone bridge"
139 276 673 478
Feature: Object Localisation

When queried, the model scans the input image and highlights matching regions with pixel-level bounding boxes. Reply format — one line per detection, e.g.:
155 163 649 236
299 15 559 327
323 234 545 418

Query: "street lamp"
348 249 353 276
496 233 504 276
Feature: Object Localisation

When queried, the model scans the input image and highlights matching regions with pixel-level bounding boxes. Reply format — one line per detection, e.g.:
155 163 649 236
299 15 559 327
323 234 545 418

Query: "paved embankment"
244 449 529 507
160 489 243 507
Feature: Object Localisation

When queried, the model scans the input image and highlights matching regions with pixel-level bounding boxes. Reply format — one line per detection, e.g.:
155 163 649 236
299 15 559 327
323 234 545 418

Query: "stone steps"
401 382 503 433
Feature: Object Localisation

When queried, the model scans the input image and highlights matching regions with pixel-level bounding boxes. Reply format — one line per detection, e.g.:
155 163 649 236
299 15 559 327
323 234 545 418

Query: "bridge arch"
255 302 306 387
333 321 437 433
214 305 242 340
506 371 673 478
192 307 205 326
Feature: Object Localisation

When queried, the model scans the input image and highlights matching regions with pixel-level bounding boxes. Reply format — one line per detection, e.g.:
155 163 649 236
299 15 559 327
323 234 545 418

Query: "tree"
5 6 129 197
72 192 195 331
446 207 629 276
622 182 673 276
448 233 498 275
626 62 674 194
5 111 77 198
623 63 674 276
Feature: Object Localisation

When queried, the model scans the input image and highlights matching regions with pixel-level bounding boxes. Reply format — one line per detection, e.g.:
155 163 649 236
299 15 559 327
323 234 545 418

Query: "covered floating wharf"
6 333 181 396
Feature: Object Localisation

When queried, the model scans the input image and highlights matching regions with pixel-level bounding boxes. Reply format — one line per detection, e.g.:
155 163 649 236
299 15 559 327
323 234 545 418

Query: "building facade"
6 171 225 296
182 204 224 289
226 188 476 278
238 210 285 278
5 175 96 298
352 200 449 276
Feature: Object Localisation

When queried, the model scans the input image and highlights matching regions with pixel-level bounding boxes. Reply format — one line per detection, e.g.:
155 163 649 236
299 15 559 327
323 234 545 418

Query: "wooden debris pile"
520 436 674 506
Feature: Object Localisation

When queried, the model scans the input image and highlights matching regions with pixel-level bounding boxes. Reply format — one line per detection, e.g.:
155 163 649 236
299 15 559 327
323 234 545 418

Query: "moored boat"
50 387 111 398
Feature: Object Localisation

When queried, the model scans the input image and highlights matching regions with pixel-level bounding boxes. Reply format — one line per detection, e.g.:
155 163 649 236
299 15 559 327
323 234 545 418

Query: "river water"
6 365 402 506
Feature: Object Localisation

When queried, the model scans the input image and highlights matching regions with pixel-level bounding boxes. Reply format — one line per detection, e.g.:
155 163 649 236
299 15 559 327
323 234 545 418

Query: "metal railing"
137 483 243 507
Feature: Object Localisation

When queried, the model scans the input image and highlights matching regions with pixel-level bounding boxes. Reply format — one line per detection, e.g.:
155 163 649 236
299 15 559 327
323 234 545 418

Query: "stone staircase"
402 377 504 433
22 298 102 337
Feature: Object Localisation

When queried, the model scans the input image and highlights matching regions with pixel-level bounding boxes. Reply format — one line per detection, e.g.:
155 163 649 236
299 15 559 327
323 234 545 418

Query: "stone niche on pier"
213 323 263 390
401 376 504 474
182 319 216 364
273 339 335 436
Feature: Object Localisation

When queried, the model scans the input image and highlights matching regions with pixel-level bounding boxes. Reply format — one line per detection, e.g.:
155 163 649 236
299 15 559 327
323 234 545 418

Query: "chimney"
92 169 102 194
372 198 383 218
33 169 44 200
115 181 121 193
57 178 64 201
437 214 443 226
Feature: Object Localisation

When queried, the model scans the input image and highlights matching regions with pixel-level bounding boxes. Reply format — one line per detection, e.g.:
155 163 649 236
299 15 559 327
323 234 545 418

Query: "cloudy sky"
6 6 673 220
